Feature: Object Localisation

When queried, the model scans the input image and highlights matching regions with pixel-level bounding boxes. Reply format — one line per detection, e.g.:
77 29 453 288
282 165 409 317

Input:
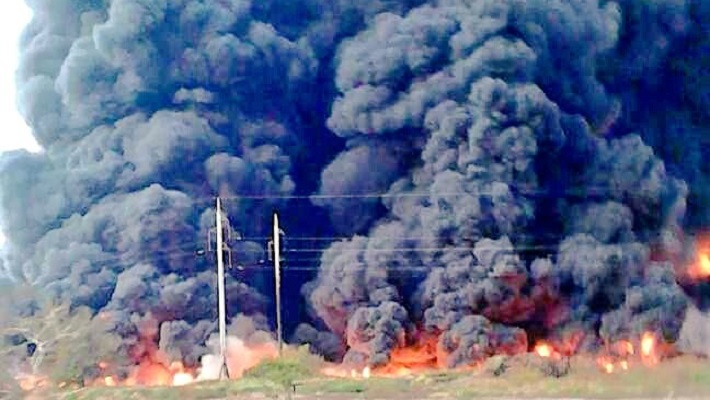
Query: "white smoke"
197 335 278 381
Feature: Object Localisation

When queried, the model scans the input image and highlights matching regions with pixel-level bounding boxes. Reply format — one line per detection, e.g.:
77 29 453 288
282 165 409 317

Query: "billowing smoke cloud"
599 0 709 230
2 0 326 369
306 0 700 366
0 0 707 374
438 315 527 367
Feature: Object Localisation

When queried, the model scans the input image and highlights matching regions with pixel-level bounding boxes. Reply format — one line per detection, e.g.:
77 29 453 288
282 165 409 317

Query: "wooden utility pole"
273 211 283 357
216 197 229 380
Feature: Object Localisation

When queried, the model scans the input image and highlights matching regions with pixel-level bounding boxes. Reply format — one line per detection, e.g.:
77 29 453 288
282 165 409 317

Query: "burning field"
11 350 710 399
0 0 709 397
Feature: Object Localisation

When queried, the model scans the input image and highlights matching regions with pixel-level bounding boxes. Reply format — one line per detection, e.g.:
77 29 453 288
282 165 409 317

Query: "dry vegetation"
19 352 710 400
0 289 124 390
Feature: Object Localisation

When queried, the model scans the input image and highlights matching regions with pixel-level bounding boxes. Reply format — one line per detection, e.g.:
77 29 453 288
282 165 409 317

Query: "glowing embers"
596 332 662 374
688 237 710 280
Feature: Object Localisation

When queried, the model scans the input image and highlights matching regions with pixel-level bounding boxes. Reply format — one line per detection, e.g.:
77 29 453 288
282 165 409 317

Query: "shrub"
243 345 319 388
540 357 571 378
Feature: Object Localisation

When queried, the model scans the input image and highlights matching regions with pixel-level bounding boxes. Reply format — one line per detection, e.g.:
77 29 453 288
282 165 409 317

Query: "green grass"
43 378 282 400
303 378 367 394
34 354 710 399
454 355 710 399
243 356 313 388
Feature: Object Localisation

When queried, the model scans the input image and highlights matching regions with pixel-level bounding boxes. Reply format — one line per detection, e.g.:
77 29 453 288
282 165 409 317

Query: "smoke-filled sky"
0 0 708 370
0 1 37 154
0 1 38 248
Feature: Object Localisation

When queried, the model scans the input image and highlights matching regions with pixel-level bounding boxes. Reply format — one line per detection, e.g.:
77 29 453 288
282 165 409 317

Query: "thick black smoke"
306 0 700 366
599 0 709 230
0 0 707 372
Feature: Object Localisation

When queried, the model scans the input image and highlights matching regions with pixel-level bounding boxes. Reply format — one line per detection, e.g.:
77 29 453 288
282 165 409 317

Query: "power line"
216 192 475 200
207 189 584 202
21 244 558 276
24 242 561 271
193 183 666 204
240 232 568 241
283 245 560 253
65 244 204 267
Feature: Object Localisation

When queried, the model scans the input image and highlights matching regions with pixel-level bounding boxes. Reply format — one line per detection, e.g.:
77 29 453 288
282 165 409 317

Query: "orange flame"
613 340 634 356
641 334 654 356
322 336 445 379
597 331 662 374
15 331 282 391
688 237 710 280
641 332 659 366
127 362 171 386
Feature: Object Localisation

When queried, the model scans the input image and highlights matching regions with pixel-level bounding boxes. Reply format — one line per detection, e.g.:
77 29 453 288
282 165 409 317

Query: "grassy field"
25 354 710 400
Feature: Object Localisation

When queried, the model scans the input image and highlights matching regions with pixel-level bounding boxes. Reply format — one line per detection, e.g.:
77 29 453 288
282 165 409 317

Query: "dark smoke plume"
0 0 707 372
307 0 700 366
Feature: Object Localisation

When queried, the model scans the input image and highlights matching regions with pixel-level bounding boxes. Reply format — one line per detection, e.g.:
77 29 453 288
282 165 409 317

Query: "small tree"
0 283 43 392
1 298 123 386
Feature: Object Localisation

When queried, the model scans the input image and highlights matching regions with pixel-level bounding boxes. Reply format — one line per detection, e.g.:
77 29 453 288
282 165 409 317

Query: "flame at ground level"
596 332 663 373
534 342 555 358
640 332 660 366
321 331 668 379
322 336 452 379
86 360 197 388
13 337 279 391
14 331 674 391
126 361 196 387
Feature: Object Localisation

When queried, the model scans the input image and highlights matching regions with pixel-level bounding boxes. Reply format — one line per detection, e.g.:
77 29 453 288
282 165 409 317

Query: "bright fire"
322 336 446 379
85 360 197 388
534 342 554 358
127 361 196 387
597 331 660 373
640 332 659 366
688 237 710 280
321 331 669 381
11 322 675 392
14 334 283 393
